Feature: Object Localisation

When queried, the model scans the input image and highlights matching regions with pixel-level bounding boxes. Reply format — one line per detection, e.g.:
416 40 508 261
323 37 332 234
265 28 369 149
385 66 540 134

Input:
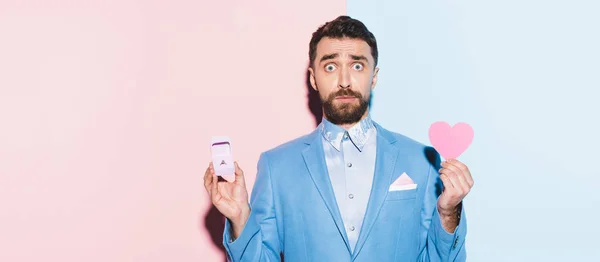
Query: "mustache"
329 89 363 99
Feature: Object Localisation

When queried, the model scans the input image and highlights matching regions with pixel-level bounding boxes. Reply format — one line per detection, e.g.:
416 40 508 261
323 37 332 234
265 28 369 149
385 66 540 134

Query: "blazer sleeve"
418 152 467 262
222 152 282 262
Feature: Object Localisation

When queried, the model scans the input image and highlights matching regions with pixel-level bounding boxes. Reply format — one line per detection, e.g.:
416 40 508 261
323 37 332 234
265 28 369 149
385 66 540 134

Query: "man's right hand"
203 161 250 239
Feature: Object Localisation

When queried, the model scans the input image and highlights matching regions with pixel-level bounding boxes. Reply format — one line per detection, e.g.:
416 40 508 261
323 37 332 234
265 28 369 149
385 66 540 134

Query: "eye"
352 63 364 71
324 63 337 72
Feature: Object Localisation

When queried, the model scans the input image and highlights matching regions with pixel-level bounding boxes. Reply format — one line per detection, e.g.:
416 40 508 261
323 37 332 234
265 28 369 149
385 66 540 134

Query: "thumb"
233 161 247 187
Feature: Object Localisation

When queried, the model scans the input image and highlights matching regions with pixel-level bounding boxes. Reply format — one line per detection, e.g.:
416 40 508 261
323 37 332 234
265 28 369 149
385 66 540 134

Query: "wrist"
230 205 251 239
437 203 461 234
438 202 460 217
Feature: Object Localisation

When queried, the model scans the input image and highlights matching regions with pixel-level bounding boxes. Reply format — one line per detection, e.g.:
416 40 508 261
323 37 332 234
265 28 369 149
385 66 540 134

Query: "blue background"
348 0 600 260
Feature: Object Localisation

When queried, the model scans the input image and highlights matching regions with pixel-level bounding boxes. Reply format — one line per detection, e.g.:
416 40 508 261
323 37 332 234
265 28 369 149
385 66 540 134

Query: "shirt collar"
320 114 375 152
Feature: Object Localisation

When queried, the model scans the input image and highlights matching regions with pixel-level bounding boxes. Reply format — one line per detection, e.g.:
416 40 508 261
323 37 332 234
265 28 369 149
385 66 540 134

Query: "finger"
203 166 212 191
442 162 470 192
439 168 465 195
442 160 463 176
448 170 468 196
439 173 454 191
204 162 215 191
448 159 474 187
218 181 230 199
211 168 219 200
233 161 246 187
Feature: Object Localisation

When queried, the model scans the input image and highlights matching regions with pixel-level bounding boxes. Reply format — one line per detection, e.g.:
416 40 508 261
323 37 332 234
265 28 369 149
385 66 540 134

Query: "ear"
308 67 317 91
371 67 379 90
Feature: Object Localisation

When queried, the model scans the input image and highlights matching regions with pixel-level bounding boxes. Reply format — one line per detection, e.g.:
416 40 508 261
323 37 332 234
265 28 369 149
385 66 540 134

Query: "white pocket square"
389 172 418 191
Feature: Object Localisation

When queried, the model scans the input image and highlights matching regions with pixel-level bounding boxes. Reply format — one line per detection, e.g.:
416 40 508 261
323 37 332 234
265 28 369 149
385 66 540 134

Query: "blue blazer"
223 122 467 261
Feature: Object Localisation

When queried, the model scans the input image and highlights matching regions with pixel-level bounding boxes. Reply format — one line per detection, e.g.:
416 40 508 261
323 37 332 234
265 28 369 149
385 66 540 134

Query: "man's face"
308 37 379 125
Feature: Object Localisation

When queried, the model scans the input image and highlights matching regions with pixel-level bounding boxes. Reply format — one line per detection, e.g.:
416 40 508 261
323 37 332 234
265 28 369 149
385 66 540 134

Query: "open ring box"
211 136 234 176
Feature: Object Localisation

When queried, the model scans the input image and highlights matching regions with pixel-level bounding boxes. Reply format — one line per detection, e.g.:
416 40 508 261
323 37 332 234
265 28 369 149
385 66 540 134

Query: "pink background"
0 1 344 261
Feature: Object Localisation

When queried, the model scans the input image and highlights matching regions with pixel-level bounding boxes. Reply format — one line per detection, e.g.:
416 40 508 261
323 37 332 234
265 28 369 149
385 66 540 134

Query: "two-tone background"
1 0 598 261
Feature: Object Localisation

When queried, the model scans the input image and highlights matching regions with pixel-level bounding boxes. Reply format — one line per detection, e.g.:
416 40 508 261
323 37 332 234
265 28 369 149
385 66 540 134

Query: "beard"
321 89 370 125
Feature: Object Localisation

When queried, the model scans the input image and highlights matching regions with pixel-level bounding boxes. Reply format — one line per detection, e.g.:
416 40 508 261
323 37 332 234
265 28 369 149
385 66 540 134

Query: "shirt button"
347 163 352 167
348 194 354 199
349 226 355 231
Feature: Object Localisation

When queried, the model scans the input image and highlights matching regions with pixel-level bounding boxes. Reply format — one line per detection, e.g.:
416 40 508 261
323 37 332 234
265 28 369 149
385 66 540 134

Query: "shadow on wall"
203 205 227 262
424 146 443 197
202 64 322 262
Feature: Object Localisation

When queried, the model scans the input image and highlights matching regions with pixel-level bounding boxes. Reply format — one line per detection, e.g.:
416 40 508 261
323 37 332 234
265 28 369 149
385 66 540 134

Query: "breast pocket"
386 188 418 201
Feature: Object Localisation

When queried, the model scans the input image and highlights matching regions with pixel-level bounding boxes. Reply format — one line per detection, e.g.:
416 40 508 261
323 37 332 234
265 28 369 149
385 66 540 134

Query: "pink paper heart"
428 121 474 159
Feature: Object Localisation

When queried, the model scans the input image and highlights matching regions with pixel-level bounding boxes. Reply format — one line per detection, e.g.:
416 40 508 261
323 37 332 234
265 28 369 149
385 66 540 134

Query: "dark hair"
309 15 378 69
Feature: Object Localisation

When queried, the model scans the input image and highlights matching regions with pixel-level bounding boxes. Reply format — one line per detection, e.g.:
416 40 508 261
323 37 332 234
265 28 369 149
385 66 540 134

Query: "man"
204 15 473 261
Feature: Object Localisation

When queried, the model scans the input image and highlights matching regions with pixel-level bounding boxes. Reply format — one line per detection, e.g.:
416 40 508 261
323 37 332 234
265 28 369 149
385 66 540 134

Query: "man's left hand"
437 159 474 220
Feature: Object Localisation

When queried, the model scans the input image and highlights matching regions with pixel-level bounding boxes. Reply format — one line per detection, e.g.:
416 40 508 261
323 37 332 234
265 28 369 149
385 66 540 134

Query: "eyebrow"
320 53 338 62
319 53 369 63
350 55 368 62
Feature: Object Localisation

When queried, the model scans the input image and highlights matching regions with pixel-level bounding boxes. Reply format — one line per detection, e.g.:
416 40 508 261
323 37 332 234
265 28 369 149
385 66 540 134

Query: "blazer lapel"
301 129 352 254
352 123 400 259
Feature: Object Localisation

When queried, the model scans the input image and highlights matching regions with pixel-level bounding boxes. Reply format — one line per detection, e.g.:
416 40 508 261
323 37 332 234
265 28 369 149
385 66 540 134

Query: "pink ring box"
211 136 234 176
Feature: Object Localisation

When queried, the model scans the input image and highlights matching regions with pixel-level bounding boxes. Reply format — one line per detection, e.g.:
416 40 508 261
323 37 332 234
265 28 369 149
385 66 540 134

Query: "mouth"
335 96 358 102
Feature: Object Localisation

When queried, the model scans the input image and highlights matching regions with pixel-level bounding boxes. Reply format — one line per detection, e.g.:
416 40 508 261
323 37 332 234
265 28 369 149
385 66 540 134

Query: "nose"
338 67 351 89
